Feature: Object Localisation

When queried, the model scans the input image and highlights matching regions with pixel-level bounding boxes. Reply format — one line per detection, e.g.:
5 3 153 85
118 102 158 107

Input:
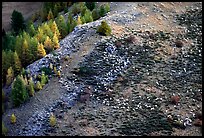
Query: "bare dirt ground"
2 2 43 31
2 2 202 136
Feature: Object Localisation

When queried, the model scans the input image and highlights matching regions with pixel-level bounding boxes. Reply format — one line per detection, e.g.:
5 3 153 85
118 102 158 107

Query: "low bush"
97 20 111 36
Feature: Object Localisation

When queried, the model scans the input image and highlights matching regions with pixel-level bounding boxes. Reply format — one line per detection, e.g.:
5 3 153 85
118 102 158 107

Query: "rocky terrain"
2 2 202 136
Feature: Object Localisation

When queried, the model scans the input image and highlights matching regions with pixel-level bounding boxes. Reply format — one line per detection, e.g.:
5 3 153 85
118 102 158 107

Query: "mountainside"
2 2 202 136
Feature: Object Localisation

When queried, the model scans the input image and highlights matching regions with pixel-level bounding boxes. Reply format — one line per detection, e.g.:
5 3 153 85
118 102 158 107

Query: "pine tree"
6 67 14 86
11 75 29 107
28 77 35 97
85 2 96 11
97 20 112 36
53 66 57 74
43 23 54 39
47 9 54 20
22 39 30 67
11 10 26 35
92 8 100 21
10 113 16 124
84 9 93 23
2 122 7 135
15 35 23 61
51 21 60 39
52 32 60 49
81 16 86 24
37 43 46 58
70 19 77 32
49 113 56 127
36 27 44 43
56 15 68 38
27 23 36 37
44 36 53 53
35 81 42 91
99 5 106 17
13 51 22 75
41 72 48 87
28 37 38 62
53 4 59 18
77 16 82 25
104 3 110 13
57 70 61 78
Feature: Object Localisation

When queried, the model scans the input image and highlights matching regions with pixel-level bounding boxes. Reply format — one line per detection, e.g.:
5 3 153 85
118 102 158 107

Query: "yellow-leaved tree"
6 67 14 86
37 43 46 59
49 113 56 127
10 113 16 124
47 9 54 20
51 21 60 39
52 32 60 49
44 36 53 53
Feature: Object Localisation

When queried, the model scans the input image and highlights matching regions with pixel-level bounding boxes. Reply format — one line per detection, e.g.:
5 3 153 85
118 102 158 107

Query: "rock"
193 119 202 127
195 112 202 120
170 96 180 105
175 40 184 48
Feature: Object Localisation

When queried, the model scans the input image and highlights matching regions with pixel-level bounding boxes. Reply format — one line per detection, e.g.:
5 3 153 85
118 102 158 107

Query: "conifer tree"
77 16 82 25
41 72 48 87
6 67 14 86
13 51 22 75
51 21 60 39
10 113 16 124
49 113 56 127
52 33 60 49
97 20 112 36
53 4 59 18
56 15 68 38
35 81 42 91
47 9 54 20
36 28 44 43
15 35 23 60
70 19 77 32
28 37 38 62
43 23 54 39
2 122 7 135
11 10 26 35
27 23 36 37
11 75 29 107
85 2 96 11
44 36 53 53
92 8 100 21
99 5 106 17
104 3 110 13
84 9 93 23
37 43 46 58
28 77 35 97
22 39 30 67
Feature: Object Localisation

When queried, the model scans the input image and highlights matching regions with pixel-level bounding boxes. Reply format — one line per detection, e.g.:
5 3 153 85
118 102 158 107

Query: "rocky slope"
2 2 202 136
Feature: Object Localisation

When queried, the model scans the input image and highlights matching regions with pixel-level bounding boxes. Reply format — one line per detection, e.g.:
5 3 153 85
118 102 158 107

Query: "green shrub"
83 9 93 23
35 81 42 91
71 3 81 15
41 72 48 87
2 122 7 136
104 3 110 13
97 20 111 36
85 2 96 11
92 9 100 21
40 67 53 75
11 75 29 107
99 5 106 17
28 78 35 97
